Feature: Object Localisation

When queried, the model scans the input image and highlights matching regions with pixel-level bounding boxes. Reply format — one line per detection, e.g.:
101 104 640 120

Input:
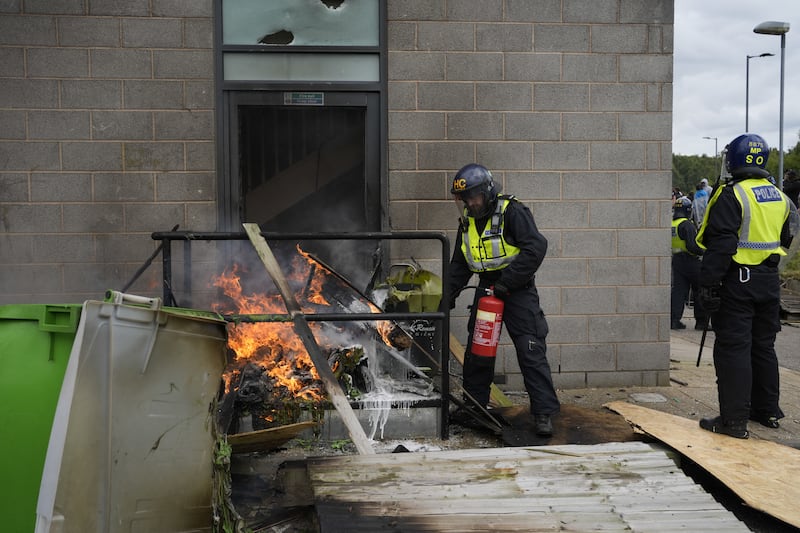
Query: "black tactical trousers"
462 283 560 415
711 264 784 423
671 252 706 324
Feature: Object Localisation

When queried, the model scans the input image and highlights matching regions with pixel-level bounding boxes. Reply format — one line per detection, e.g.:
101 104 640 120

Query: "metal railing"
150 229 452 439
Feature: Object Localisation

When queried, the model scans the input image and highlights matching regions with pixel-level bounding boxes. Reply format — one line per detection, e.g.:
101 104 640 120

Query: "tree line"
673 133 800 195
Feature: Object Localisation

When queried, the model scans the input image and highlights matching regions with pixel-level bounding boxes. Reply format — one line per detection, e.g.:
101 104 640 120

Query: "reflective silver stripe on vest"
487 204 503 258
733 182 781 250
462 239 515 270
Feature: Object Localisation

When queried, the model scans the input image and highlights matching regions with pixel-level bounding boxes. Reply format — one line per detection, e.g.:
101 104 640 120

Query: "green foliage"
674 134 800 193
212 434 251 533
783 246 800 281
330 439 351 451
766 148 800 179
672 154 720 194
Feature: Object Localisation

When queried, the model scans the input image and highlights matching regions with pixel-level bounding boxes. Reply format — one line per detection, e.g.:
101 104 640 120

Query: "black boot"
533 414 553 437
699 416 749 439
749 413 781 428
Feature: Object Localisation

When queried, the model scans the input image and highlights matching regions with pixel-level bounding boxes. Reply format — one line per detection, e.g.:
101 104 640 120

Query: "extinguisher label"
475 309 496 322
473 311 502 348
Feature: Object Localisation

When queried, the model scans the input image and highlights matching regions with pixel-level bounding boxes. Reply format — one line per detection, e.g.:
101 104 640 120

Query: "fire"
376 320 395 346
295 246 331 307
211 245 403 413
211 260 324 402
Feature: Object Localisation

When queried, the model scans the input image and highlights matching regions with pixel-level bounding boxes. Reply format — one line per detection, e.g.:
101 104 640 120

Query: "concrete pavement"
556 317 800 449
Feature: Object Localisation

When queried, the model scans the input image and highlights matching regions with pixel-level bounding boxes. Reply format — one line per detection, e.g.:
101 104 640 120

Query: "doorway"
224 90 382 289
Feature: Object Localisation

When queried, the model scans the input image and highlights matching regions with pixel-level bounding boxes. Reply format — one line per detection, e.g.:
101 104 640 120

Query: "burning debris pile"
211 245 439 439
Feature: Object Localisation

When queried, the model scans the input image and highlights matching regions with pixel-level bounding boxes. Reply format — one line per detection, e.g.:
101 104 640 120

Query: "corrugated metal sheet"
307 441 750 532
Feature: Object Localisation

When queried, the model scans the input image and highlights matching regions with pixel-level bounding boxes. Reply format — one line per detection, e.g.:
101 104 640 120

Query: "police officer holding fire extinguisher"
446 163 560 436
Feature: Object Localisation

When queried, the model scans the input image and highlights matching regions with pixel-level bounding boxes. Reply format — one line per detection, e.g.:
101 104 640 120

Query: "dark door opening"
225 91 382 290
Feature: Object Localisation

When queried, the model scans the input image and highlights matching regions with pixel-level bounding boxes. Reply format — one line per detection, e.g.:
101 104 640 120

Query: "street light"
754 20 790 189
702 136 718 159
746 52 774 131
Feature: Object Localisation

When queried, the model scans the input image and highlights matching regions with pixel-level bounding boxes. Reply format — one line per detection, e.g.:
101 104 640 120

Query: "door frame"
219 90 384 232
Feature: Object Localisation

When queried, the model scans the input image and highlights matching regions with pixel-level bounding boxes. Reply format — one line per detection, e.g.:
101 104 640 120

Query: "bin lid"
0 303 81 333
380 264 442 312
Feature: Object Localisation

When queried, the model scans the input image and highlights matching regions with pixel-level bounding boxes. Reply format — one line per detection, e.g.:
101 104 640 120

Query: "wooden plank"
314 504 565 532
606 400 800 528
227 421 317 454
449 333 513 407
308 440 657 466
242 223 375 455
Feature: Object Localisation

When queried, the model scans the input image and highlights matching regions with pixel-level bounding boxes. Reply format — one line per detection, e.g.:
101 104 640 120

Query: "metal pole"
779 34 786 190
702 136 718 162
754 23 788 187
745 53 775 135
746 55 751 131
696 322 709 367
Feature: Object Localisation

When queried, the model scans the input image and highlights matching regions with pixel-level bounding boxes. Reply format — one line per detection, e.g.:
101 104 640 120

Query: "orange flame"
212 261 323 401
211 246 397 404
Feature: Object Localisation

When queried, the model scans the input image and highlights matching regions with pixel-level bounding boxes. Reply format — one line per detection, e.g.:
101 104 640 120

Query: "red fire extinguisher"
471 288 504 357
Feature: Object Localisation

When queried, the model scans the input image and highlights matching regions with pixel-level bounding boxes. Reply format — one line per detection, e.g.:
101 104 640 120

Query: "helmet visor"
453 187 483 201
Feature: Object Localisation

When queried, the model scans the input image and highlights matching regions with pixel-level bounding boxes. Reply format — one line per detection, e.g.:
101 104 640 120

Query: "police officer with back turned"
446 163 560 437
671 196 706 330
696 133 795 439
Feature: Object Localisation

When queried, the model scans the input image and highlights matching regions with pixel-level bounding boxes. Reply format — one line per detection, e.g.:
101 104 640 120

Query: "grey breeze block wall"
0 1 216 304
0 0 674 391
386 0 675 389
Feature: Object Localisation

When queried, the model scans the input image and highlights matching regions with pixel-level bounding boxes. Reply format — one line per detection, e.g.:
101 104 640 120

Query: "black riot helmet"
672 196 692 220
450 163 501 218
724 133 770 179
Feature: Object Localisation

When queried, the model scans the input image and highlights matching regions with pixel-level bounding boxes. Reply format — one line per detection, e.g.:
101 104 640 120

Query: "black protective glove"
492 282 511 300
438 294 456 311
698 284 721 313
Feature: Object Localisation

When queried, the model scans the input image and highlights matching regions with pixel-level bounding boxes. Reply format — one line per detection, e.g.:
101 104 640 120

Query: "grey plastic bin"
35 293 227 533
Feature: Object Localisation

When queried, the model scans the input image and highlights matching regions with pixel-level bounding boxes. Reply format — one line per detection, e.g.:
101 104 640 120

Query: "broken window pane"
224 53 379 81
223 0 379 46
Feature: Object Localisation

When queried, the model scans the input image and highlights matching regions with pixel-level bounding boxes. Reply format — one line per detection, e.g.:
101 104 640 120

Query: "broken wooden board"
306 441 750 532
228 421 318 454
449 333 512 407
606 400 800 529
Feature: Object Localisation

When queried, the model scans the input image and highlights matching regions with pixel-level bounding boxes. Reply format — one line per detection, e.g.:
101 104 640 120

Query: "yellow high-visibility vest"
671 218 692 254
696 178 790 265
460 198 521 272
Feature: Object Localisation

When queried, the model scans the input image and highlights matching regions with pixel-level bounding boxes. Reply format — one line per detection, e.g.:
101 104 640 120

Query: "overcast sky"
673 0 800 156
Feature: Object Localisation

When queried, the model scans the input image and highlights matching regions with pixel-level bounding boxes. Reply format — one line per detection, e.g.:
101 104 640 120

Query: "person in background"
784 168 800 208
696 133 795 439
446 163 560 437
671 196 706 330
700 177 713 196
692 182 709 227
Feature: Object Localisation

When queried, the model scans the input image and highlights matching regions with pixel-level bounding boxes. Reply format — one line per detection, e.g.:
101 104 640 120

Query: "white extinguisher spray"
471 287 504 357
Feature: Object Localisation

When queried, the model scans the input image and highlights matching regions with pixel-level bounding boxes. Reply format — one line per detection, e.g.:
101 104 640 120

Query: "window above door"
222 0 379 46
219 0 383 83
